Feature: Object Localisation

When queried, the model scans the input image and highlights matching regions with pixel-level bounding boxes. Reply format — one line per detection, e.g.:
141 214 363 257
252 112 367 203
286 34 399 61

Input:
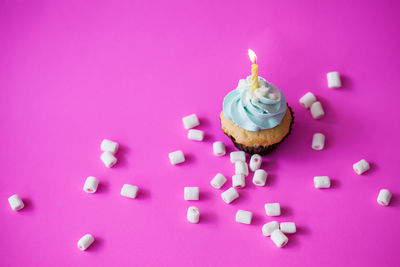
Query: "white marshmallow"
271 230 289 248
120 184 138 198
353 159 370 175
232 174 245 189
187 206 200 223
235 161 249 176
211 173 227 189
377 189 392 206
280 222 296 234
299 92 317 108
253 169 268 186
327 71 342 88
312 133 325 150
77 234 94 251
184 187 199 200
188 129 204 141
83 176 99 193
262 221 279 236
169 150 185 165
265 203 281 216
235 210 253 224
314 176 331 188
100 151 117 167
213 141 226 156
221 187 239 204
8 194 24 211
182 114 199 130
230 151 246 163
310 101 325 119
100 139 119 154
249 154 262 171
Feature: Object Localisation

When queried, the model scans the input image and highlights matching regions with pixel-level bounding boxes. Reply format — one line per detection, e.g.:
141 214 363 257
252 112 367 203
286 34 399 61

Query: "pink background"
1 0 400 266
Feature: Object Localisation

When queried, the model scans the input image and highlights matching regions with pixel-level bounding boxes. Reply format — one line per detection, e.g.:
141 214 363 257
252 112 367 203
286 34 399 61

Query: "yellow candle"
248 49 258 91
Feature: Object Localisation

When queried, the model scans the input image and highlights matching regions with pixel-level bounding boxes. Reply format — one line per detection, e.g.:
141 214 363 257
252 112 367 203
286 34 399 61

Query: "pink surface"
1 0 400 266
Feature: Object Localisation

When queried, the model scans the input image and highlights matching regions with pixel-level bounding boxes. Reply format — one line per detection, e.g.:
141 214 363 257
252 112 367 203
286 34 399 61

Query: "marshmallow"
312 133 325 150
249 154 262 171
121 184 138 198
235 210 253 224
299 92 317 108
377 189 392 206
100 151 117 168
211 173 227 189
314 176 331 188
310 101 325 119
271 230 288 248
221 187 239 204
187 206 200 223
100 139 119 154
213 141 226 156
182 114 199 130
265 203 281 216
262 221 279 236
280 222 296 234
169 150 185 165
235 161 249 176
77 234 94 251
232 174 245 189
353 159 370 175
184 187 199 200
83 176 99 193
253 169 267 186
8 194 24 211
230 151 246 163
188 129 204 141
327 71 342 88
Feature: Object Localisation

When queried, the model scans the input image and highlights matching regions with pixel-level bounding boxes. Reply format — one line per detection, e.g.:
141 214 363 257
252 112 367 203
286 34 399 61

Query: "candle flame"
248 49 257 64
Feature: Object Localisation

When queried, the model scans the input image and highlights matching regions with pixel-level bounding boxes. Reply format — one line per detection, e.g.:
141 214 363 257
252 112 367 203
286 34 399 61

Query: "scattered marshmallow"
211 173 227 189
187 206 200 223
230 151 246 163
271 230 288 248
280 222 296 234
77 234 94 251
235 161 249 176
353 159 370 175
236 210 253 224
232 174 245 189
299 92 316 108
249 154 262 171
8 194 24 211
83 176 99 193
314 176 331 189
327 71 342 88
100 139 119 155
253 169 267 186
169 150 185 165
213 141 226 156
221 187 239 204
377 189 392 206
100 151 117 168
312 133 325 150
184 187 199 201
310 101 325 119
262 221 279 236
120 184 138 198
265 203 281 216
188 129 204 141
182 114 199 130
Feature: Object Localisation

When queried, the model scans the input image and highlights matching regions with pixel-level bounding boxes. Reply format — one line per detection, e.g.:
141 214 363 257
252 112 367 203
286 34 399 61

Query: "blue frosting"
223 76 287 132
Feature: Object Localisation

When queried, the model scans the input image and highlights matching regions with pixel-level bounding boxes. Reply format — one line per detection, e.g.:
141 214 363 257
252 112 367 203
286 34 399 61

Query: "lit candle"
248 49 258 91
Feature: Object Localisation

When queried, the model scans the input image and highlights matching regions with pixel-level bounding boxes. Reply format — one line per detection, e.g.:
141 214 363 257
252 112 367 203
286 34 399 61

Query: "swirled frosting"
223 76 287 132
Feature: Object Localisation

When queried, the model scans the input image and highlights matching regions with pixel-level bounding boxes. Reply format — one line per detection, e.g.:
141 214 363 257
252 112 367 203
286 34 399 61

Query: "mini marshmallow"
182 114 199 130
77 234 94 251
188 129 204 141
187 206 200 223
253 169 267 186
232 174 245 189
100 139 119 155
121 184 138 198
236 210 253 224
211 173 227 189
377 189 392 206
312 133 325 150
299 92 317 108
271 230 289 248
310 101 325 119
184 187 199 200
280 222 296 234
169 150 185 165
249 154 262 171
235 161 249 176
221 187 239 204
353 159 370 175
230 151 246 163
100 151 117 168
213 141 226 156
265 203 281 216
262 221 279 236
8 194 24 211
314 176 331 188
327 71 342 88
83 176 99 193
